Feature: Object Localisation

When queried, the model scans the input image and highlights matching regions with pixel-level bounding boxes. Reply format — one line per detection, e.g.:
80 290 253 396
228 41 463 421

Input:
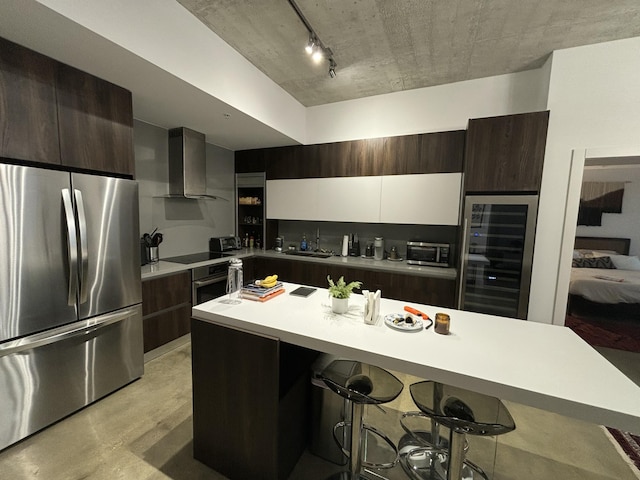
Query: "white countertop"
141 260 191 279
192 282 640 434
142 249 456 281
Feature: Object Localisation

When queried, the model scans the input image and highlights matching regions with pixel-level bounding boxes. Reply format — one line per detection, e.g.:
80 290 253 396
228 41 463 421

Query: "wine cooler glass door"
459 195 538 319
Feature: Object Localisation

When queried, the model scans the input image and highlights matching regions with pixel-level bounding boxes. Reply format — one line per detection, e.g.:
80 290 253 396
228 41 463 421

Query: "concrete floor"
0 340 639 480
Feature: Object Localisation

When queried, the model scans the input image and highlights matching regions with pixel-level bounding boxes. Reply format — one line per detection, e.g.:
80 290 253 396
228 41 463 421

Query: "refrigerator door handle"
0 306 140 357
457 217 469 309
74 189 89 304
62 188 78 306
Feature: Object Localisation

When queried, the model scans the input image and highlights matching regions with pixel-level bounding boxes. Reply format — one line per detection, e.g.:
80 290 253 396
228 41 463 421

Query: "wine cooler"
458 195 538 319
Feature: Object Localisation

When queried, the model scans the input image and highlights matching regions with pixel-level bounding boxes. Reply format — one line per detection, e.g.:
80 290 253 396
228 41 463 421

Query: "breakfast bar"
191 282 640 479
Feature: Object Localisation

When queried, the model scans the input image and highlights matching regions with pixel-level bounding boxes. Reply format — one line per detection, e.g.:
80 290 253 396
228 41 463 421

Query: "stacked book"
241 281 285 302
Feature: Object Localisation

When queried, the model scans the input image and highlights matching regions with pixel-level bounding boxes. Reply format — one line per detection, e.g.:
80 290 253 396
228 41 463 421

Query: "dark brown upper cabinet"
0 37 60 165
0 37 135 177
380 132 464 176
57 64 134 177
236 130 465 179
235 148 265 173
464 111 549 193
265 145 310 179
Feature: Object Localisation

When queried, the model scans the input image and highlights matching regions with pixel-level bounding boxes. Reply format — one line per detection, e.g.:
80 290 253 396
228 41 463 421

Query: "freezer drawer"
0 305 143 451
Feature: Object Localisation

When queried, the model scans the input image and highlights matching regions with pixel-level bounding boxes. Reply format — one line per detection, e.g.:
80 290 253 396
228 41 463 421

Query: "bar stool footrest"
399 445 490 480
333 421 399 470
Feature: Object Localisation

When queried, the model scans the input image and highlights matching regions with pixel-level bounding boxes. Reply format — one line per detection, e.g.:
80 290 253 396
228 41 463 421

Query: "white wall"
306 68 550 143
530 36 640 325
135 120 235 258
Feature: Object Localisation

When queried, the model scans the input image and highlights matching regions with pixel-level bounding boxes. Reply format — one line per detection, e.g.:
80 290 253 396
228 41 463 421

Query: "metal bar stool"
320 359 404 480
399 381 515 480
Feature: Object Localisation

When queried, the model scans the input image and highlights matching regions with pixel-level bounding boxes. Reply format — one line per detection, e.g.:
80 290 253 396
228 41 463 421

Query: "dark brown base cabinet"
142 272 191 353
253 257 456 308
191 319 318 480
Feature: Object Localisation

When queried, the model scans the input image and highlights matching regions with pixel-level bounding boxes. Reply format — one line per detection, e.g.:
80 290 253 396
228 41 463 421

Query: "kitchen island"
191 282 640 479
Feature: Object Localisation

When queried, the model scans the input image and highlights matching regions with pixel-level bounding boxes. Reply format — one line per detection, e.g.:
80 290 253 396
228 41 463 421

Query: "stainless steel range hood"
166 127 219 199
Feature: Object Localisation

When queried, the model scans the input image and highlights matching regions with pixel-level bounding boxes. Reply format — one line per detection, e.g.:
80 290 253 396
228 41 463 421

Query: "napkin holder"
362 289 381 325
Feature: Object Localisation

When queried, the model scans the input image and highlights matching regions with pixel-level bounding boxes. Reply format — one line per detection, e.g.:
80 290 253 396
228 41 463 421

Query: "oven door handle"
194 276 228 288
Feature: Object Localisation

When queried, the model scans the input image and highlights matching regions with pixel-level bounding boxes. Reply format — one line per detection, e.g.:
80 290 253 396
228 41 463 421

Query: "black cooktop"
163 252 234 264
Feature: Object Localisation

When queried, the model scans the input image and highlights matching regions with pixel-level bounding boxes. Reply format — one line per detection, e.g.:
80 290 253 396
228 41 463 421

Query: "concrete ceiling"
177 0 640 107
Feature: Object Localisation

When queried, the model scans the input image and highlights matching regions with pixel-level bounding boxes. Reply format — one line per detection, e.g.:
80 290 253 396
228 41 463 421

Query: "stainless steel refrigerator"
0 163 143 450
458 195 538 319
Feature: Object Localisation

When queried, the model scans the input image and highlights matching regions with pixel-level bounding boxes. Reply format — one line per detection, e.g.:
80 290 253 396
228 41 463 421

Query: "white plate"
384 313 423 332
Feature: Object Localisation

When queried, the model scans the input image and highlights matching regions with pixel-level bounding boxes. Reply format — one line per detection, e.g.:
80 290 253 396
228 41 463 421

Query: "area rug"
565 314 640 353
606 427 640 475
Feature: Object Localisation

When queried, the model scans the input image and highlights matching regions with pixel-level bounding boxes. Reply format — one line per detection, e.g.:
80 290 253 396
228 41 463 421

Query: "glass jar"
434 313 450 335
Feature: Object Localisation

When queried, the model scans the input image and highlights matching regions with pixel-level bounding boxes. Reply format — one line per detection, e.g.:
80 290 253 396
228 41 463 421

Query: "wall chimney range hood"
164 127 219 199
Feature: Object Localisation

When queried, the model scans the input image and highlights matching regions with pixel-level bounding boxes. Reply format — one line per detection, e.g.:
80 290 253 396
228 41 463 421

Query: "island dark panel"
191 320 313 480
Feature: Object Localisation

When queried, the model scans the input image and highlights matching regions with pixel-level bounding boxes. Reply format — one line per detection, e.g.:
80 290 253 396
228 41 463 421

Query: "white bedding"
569 268 640 304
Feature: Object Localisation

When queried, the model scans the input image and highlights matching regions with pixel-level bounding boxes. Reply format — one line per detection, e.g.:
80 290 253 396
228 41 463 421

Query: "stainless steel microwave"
406 242 451 267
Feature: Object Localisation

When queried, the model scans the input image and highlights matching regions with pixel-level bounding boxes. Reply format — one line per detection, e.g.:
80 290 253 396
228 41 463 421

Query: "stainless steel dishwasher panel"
0 305 143 451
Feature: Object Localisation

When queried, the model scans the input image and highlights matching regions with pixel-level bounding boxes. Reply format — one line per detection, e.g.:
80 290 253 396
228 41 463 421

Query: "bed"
568 237 640 318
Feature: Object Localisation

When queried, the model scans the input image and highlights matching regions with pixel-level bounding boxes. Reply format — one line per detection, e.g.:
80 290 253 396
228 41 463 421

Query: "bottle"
249 233 254 248
243 232 249 248
341 235 349 257
226 258 243 304
255 234 261 250
300 233 307 251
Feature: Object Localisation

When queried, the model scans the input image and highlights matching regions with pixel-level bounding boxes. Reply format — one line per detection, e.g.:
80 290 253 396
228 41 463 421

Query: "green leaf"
327 275 362 299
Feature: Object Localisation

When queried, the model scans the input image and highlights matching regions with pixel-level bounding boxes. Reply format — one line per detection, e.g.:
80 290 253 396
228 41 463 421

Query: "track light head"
311 45 324 63
305 36 315 54
328 58 337 78
288 0 337 78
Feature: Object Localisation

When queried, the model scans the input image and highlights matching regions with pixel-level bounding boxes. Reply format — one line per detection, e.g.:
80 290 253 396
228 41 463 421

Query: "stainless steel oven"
192 262 229 305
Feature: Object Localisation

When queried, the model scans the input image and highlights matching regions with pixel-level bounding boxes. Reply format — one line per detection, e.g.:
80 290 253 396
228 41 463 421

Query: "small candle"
434 313 450 335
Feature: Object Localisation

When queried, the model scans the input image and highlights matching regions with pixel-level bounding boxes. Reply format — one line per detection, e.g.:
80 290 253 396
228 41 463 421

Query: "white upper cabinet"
267 173 461 225
266 179 319 220
316 176 381 222
379 173 462 225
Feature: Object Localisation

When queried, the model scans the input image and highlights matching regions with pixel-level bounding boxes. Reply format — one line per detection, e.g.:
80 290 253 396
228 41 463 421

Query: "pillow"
609 255 640 271
579 249 618 258
572 256 616 269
